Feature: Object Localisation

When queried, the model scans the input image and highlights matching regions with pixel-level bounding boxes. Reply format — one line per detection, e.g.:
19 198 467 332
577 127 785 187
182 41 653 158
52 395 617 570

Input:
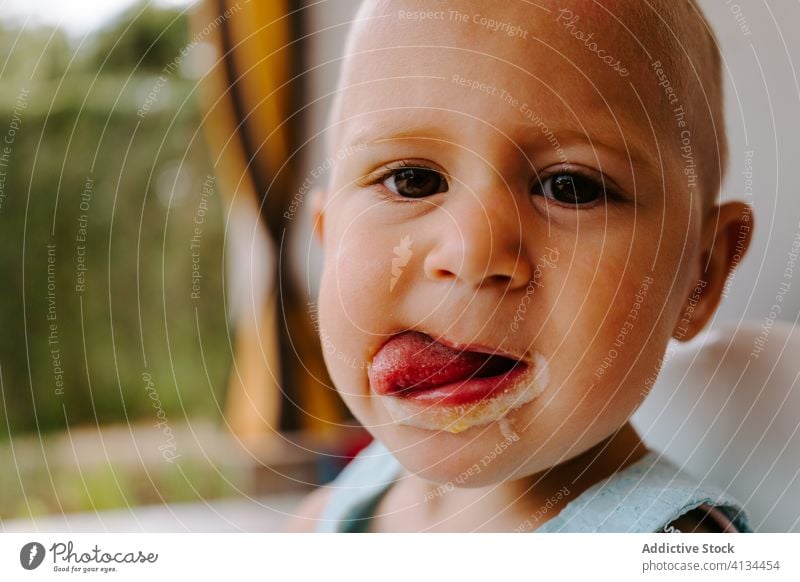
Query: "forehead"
336 0 670 163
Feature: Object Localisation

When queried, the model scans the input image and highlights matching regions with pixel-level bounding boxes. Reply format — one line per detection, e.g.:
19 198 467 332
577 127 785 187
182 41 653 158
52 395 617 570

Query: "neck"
414 422 649 532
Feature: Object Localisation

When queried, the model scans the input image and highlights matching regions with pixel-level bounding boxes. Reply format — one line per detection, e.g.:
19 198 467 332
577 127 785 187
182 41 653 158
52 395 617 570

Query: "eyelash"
532 167 627 208
362 160 443 201
362 161 626 207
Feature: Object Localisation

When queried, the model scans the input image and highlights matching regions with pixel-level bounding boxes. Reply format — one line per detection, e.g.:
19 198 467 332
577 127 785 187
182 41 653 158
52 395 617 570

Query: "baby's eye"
533 171 611 206
382 166 449 199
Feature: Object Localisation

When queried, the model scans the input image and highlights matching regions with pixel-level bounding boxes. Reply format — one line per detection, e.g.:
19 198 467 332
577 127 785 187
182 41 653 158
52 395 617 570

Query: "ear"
673 200 754 341
309 188 326 244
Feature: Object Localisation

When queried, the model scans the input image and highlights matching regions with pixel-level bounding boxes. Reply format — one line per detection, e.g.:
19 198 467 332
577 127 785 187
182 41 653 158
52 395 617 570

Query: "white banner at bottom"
1 533 797 581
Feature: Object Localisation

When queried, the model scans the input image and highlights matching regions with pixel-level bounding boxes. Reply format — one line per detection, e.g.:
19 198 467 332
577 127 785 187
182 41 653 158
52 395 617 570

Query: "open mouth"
368 330 549 433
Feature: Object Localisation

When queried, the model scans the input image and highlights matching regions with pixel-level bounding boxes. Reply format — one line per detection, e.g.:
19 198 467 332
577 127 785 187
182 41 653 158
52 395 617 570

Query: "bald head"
613 0 727 205
326 0 726 208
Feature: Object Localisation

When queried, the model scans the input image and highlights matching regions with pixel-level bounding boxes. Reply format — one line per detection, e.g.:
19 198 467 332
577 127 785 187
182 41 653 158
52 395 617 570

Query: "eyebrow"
343 123 451 148
503 119 657 170
345 120 659 179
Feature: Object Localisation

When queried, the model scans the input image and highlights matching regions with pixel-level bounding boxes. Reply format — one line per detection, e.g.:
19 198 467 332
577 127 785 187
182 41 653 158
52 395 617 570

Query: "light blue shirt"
315 439 752 532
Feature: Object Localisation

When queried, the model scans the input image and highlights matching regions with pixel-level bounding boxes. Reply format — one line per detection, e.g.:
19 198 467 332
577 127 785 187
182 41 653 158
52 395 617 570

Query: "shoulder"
536 448 751 532
283 487 333 532
283 439 401 532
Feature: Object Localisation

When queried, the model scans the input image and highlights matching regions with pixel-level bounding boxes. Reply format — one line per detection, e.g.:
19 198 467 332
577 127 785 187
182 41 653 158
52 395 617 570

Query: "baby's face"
314 0 705 484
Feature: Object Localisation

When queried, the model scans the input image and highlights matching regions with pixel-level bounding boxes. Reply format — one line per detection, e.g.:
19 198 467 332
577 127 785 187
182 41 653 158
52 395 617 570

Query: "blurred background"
0 0 370 531
0 0 798 531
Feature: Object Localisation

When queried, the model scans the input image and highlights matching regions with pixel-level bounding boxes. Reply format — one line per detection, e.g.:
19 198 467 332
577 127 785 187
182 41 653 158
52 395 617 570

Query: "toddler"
288 0 754 532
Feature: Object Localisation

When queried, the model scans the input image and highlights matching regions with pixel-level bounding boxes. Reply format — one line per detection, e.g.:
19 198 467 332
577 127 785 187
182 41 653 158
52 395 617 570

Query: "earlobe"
673 201 754 341
672 276 710 341
310 188 326 244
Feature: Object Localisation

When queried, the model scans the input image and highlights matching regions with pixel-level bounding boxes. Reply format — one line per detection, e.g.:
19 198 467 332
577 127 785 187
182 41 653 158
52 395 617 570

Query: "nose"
423 186 535 290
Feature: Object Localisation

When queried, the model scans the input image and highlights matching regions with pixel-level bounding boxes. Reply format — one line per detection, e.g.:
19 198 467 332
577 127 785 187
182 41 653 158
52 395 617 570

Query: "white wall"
701 1 800 329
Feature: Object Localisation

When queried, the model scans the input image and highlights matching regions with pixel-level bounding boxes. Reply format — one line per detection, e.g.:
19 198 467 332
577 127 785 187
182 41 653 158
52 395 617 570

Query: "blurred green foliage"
0 4 232 437
0 422 249 519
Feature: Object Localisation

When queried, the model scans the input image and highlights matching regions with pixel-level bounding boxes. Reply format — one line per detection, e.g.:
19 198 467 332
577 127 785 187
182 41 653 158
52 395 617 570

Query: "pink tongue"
368 331 514 395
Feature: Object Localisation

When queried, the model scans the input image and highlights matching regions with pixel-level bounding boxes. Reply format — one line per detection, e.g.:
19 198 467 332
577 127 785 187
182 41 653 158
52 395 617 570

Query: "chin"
374 422 537 487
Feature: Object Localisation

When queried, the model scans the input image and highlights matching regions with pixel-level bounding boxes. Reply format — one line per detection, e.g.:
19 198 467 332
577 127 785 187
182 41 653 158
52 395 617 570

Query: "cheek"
320 208 395 331
541 234 676 419
589 270 666 393
316 208 405 403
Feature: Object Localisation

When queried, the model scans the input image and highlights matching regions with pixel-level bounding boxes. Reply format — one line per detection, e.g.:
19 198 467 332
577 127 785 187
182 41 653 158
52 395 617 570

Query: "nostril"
429 267 457 281
423 236 535 289
479 273 515 287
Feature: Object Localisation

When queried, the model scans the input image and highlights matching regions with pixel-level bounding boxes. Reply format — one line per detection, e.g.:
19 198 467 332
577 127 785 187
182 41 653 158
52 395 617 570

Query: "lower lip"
392 360 532 407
